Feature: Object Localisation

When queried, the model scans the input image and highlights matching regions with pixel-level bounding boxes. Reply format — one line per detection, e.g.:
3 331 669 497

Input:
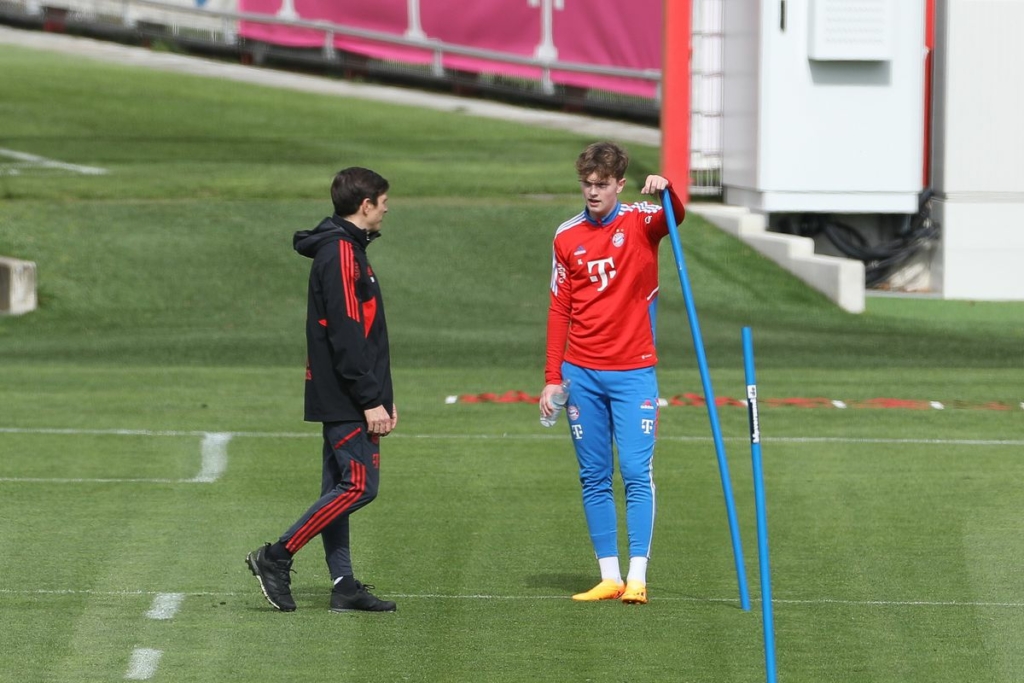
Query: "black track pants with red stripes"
278 421 380 580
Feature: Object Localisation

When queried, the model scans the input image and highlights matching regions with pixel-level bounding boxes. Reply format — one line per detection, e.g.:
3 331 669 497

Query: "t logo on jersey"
587 257 617 292
641 418 656 435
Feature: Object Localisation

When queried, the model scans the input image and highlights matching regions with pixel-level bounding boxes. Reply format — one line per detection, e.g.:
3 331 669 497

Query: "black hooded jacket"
293 215 394 423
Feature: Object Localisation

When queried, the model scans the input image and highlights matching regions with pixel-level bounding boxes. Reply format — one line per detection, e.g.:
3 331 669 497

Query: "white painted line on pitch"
2 426 1023 447
0 427 214 437
190 432 230 483
386 594 1024 608
760 436 1024 446
146 593 184 620
125 648 162 680
767 597 1024 608
0 430 230 483
0 147 108 175
0 476 186 483
2 587 1022 609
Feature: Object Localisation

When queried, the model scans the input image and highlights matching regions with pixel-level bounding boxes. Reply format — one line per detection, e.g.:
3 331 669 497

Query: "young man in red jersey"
540 141 685 604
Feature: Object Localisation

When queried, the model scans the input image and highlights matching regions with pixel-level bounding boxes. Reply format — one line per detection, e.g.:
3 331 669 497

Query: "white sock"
626 557 648 584
598 556 622 583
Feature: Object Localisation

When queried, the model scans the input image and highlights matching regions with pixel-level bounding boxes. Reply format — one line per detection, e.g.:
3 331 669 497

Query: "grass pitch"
1 36 1023 683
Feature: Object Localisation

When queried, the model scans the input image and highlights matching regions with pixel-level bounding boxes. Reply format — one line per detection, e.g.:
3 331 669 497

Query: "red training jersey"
545 189 684 384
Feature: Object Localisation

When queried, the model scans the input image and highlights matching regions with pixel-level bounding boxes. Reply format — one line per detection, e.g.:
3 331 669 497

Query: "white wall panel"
933 0 1024 194
932 0 1024 299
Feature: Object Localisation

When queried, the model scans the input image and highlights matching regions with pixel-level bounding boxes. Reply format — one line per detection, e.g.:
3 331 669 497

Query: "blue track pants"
562 361 658 559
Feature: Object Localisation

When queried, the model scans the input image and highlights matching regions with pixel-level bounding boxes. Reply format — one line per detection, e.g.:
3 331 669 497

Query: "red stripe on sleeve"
361 297 377 338
339 241 359 321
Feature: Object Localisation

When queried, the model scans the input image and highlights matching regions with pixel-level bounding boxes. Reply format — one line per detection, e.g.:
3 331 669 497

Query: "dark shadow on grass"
654 583 751 610
526 572 591 592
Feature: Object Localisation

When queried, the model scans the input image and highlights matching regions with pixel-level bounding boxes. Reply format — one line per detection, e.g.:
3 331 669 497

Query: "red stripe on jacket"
362 297 377 338
339 241 359 322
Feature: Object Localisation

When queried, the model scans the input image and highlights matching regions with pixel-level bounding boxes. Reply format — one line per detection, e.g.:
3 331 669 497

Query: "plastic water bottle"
540 379 571 427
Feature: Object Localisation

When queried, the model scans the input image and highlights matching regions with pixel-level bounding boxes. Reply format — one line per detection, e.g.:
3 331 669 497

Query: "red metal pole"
923 0 935 188
661 0 692 202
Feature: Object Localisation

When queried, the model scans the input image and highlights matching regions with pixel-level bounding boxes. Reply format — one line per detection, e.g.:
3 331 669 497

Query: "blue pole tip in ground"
742 326 778 683
661 189 749 611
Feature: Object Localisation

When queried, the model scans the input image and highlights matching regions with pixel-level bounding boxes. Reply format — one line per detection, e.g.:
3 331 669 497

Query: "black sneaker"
330 581 397 613
245 544 296 612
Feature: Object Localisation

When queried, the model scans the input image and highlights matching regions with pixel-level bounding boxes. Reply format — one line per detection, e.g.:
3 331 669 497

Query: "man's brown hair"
575 141 629 181
331 167 390 217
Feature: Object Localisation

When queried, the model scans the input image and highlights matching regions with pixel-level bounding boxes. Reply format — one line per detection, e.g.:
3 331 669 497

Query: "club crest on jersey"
612 231 625 248
567 405 579 420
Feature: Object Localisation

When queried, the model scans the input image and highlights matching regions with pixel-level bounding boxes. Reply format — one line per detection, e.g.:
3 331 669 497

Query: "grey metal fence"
0 0 725 196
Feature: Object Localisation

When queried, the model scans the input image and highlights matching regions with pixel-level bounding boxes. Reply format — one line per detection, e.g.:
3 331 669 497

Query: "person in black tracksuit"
246 167 398 613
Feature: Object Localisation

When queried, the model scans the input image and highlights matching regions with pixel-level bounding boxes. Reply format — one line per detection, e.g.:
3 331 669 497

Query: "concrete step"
688 203 865 313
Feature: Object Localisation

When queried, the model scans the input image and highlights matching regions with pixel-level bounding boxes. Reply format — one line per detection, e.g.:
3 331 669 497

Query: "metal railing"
0 0 725 196
9 0 660 96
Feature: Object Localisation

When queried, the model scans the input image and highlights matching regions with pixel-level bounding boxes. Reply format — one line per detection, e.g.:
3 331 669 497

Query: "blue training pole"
661 189 750 611
742 327 777 683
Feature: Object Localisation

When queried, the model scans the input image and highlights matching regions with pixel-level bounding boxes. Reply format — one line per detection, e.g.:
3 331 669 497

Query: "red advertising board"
238 0 662 97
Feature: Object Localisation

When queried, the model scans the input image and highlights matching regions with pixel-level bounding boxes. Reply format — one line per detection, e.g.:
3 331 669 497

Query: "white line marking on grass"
768 597 1024 608
763 436 1024 446
0 147 108 175
0 477 185 483
0 427 214 437
125 648 162 680
190 432 230 483
2 426 1024 447
385 594 1024 608
146 593 184 620
0 430 230 483
1 588 181 596
392 434 1024 447
3 588 1023 608
380 593 1013 607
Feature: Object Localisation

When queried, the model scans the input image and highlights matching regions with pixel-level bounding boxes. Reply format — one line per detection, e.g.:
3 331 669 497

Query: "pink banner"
238 0 661 97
